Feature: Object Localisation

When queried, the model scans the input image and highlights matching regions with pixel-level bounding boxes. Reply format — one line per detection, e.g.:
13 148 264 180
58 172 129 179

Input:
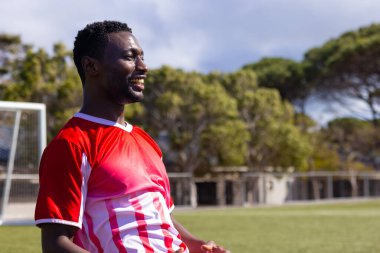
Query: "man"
34 20 229 253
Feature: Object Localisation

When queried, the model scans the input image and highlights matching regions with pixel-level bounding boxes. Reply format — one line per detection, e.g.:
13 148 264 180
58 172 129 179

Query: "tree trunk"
349 172 359 197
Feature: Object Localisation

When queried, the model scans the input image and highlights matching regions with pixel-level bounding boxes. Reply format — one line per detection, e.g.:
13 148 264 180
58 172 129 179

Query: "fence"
241 171 380 205
1 170 379 224
187 171 380 206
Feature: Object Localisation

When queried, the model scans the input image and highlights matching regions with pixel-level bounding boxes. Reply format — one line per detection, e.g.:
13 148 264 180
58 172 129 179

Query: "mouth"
129 76 145 91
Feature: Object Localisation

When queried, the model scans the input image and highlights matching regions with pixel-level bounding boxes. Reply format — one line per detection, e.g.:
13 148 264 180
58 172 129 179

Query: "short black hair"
73 20 132 83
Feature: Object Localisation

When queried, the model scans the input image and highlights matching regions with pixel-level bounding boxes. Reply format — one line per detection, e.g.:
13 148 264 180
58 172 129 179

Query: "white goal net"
0 101 46 225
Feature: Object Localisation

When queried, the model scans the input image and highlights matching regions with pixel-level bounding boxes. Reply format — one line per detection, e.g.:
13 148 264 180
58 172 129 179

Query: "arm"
40 223 89 253
171 215 229 253
171 215 206 252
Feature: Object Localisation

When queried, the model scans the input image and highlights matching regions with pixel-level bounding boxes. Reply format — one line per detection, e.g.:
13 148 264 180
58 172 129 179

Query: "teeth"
130 78 144 84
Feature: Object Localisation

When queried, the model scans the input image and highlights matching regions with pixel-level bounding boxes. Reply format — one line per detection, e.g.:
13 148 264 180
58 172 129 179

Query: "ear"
82 56 101 77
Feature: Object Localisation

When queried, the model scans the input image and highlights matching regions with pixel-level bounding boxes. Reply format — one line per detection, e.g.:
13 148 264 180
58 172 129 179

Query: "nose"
136 56 148 73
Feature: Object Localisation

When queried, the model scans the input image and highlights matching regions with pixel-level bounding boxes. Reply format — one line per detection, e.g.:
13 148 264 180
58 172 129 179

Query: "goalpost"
0 101 46 225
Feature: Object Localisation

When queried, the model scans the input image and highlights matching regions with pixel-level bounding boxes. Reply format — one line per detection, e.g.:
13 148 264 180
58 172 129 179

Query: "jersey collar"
74 112 133 132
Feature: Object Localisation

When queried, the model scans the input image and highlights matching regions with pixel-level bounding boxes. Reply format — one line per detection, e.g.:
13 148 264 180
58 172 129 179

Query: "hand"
201 241 230 253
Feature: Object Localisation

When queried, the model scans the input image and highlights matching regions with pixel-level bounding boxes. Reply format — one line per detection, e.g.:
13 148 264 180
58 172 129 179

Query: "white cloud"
305 95 377 125
1 0 380 72
145 30 209 71
1 0 380 123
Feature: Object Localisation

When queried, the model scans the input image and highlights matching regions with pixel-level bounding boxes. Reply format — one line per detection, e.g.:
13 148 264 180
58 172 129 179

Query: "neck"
80 99 126 125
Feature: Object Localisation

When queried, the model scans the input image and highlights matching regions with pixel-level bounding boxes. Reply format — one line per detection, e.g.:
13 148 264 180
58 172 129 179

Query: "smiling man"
34 21 228 253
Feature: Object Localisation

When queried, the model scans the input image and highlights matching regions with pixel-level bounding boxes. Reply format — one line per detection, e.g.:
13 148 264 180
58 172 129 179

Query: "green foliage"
243 57 309 110
3 22 380 174
294 112 318 132
308 133 342 171
0 34 23 82
304 23 380 124
0 35 82 139
203 119 249 166
124 103 145 123
141 66 249 173
265 123 312 171
220 70 312 172
293 113 342 171
323 117 378 170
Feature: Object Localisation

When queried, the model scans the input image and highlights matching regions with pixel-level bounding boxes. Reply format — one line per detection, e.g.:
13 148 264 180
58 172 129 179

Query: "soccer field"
0 200 379 253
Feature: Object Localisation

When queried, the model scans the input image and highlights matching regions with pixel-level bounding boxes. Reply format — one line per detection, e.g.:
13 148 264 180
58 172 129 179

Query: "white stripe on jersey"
86 200 120 252
80 191 186 252
151 192 189 253
78 153 91 227
130 192 168 252
35 218 81 228
81 212 107 253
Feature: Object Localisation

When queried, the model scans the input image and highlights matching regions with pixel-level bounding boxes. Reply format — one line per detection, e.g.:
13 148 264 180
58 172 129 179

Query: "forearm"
171 216 206 252
42 235 89 253
41 223 89 253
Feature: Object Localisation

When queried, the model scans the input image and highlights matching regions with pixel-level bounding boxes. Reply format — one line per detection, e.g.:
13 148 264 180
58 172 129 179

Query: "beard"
122 84 144 104
105 73 144 105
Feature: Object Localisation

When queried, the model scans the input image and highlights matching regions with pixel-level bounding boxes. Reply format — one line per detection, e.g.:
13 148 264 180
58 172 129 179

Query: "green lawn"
1 200 379 253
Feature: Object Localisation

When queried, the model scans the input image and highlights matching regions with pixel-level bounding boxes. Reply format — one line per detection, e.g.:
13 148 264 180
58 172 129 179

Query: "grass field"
0 200 379 253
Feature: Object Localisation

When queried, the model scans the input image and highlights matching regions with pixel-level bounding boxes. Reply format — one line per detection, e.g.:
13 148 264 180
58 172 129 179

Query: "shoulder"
52 116 101 148
132 126 163 158
44 117 92 157
55 117 88 141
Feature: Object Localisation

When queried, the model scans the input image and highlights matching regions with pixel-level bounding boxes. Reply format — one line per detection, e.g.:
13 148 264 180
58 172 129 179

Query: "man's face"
100 31 148 104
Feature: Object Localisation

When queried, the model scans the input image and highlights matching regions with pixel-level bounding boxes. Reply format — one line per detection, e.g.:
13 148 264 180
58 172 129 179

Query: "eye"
123 54 134 61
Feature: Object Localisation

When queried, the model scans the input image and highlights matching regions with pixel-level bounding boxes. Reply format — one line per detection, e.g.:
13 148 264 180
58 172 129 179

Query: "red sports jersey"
35 113 188 253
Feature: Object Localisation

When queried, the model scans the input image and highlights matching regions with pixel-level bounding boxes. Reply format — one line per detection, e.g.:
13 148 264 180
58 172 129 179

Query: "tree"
324 117 379 170
0 34 24 80
0 35 82 139
218 70 312 172
138 66 249 174
304 24 380 126
291 112 350 198
242 57 309 114
320 117 378 196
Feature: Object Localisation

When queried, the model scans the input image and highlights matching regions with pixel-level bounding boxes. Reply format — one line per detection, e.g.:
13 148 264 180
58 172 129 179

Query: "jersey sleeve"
35 139 86 228
168 196 175 213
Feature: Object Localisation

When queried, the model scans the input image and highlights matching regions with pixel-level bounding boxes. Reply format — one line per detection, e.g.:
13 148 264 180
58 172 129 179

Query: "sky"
1 0 380 123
